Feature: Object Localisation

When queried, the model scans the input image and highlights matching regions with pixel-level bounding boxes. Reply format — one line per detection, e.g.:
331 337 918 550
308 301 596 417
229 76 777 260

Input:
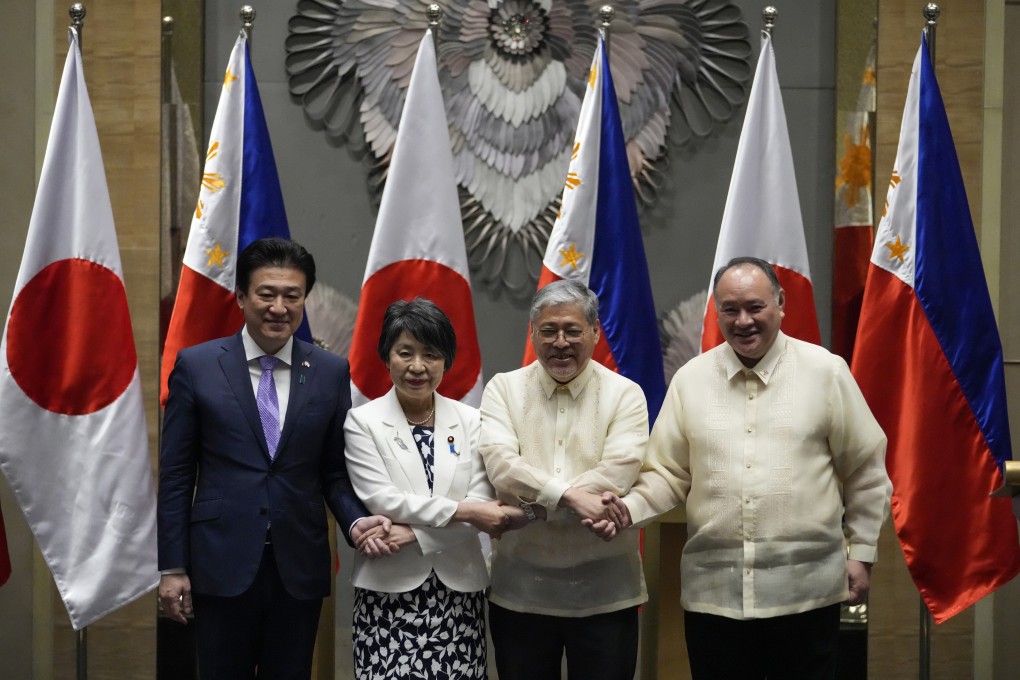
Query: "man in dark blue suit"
157 238 391 679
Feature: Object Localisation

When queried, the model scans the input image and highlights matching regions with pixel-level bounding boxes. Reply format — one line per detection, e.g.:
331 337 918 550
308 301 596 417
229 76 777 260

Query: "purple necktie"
257 355 281 459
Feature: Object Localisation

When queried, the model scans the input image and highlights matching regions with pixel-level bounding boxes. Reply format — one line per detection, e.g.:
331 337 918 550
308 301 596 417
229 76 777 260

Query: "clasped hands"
352 501 531 559
559 488 632 542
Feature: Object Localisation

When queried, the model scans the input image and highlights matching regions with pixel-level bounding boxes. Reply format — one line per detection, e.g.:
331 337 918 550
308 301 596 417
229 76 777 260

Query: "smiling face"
531 302 599 383
236 266 307 355
387 331 445 407
714 264 785 367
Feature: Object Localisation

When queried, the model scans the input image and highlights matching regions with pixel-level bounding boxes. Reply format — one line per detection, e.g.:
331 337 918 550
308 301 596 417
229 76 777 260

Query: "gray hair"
529 279 599 326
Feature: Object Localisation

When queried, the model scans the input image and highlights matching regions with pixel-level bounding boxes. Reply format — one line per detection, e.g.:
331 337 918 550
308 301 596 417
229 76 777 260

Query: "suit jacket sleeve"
321 358 369 546
157 353 200 571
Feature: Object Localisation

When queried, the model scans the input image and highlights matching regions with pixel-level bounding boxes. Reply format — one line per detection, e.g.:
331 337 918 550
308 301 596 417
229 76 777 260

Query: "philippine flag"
0 28 157 629
851 37 1020 623
831 38 876 363
348 30 483 407
524 32 665 421
702 31 820 352
160 31 309 406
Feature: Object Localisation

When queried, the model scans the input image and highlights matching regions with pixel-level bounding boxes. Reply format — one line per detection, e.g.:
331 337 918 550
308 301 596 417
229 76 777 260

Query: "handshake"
559 488 632 541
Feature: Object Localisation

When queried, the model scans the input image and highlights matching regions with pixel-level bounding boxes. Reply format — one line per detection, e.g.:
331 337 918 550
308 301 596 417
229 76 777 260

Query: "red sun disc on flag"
350 260 481 401
6 258 137 415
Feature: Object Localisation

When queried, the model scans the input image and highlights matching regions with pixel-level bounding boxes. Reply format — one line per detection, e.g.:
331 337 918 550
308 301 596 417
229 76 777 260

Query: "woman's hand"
356 522 416 559
454 500 512 538
498 503 533 532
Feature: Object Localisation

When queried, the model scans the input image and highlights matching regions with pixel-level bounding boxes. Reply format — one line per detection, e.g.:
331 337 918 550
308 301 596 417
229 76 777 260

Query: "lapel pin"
447 435 458 456
302 360 311 368
394 434 408 451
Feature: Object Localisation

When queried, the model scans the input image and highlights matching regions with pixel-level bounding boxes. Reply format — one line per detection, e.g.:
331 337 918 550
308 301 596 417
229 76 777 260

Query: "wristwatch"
519 502 538 522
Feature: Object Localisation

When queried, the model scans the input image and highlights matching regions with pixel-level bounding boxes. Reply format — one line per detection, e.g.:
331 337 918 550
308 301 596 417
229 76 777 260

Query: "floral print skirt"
353 570 487 679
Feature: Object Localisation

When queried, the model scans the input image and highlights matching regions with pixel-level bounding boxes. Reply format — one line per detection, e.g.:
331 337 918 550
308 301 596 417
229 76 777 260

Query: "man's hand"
499 504 532 532
351 515 392 544
601 492 632 530
359 524 416 558
455 501 513 539
353 515 401 559
581 517 618 541
847 559 872 605
559 487 614 522
159 573 193 624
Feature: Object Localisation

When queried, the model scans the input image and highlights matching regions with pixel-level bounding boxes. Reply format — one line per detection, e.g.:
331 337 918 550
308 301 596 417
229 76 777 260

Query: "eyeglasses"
535 327 589 343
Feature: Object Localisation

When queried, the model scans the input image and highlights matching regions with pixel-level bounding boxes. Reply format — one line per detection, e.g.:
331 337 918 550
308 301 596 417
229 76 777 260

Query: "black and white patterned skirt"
353 570 487 679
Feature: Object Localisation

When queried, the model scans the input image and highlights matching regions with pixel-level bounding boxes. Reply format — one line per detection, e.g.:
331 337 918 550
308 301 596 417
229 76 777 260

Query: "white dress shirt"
480 360 649 617
624 332 892 619
241 326 291 430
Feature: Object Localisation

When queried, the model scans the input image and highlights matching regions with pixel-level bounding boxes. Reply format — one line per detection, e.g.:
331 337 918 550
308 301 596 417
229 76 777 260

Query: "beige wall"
991 1 1020 674
0 0 45 677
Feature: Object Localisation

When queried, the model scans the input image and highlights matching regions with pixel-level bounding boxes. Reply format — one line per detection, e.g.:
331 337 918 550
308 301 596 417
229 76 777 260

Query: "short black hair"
377 298 457 370
235 238 316 295
712 256 782 301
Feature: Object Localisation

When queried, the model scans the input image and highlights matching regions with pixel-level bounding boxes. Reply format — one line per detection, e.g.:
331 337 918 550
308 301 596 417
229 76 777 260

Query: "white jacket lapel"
430 396 462 500
381 389 432 497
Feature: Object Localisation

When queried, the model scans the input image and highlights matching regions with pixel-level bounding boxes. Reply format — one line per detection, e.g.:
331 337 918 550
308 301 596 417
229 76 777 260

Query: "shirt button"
558 439 563 445
746 568 751 574
556 468 561 473
746 427 753 433
746 463 751 469
745 497 750 504
560 408 565 413
748 394 754 400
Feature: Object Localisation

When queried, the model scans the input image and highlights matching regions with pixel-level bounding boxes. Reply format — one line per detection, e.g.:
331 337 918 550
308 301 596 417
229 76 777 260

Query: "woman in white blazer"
344 298 523 679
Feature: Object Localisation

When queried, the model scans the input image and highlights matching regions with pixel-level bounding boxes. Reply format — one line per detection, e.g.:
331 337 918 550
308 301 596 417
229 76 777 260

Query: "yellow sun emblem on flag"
884 235 910 264
195 142 227 218
835 123 872 208
588 63 597 90
202 173 226 192
564 172 581 190
205 243 229 269
882 172 902 219
571 142 580 161
224 67 238 90
559 243 585 270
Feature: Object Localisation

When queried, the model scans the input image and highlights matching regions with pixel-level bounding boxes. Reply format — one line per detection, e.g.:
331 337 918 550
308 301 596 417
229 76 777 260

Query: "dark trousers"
488 602 639 680
192 543 322 680
684 604 841 680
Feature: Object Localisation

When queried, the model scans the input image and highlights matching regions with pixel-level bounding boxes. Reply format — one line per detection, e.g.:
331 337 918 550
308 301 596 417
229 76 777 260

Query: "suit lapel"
381 389 432 497
277 340 313 457
430 396 461 500
219 333 271 460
